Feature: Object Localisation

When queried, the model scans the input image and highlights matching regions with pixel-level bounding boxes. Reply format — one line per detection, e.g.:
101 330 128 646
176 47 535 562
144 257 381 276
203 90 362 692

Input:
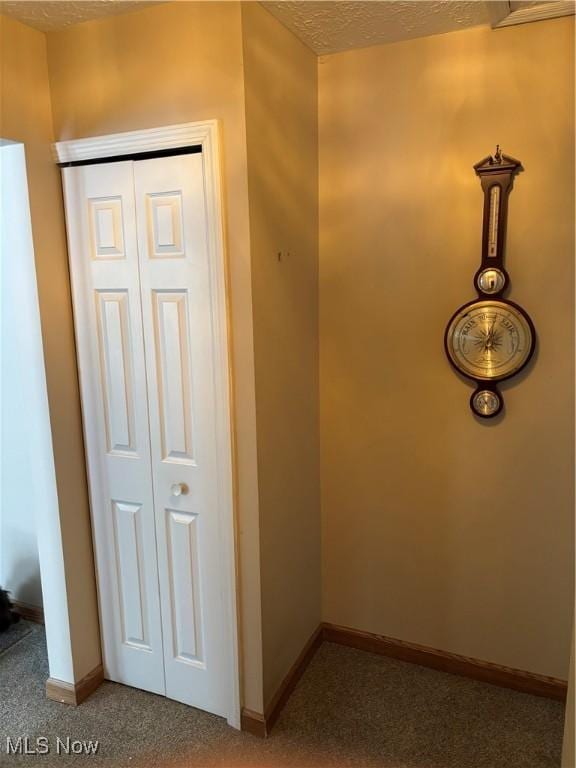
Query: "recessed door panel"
152 290 195 463
166 509 203 664
112 500 150 649
89 196 125 259
147 192 185 257
95 290 135 455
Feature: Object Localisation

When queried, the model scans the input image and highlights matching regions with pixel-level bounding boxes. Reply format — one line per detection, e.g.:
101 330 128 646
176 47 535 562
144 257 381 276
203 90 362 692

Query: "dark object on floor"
0 587 20 632
0 619 33 654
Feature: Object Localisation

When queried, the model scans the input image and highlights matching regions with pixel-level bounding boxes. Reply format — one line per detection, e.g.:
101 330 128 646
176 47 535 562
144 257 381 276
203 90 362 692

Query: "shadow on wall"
3 552 42 609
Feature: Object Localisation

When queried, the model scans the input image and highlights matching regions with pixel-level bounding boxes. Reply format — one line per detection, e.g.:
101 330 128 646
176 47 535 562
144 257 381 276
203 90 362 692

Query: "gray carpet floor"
0 624 565 767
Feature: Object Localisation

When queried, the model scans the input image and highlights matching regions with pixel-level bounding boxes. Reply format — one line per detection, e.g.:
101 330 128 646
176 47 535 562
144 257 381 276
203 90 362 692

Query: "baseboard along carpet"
0 624 565 767
243 623 567 736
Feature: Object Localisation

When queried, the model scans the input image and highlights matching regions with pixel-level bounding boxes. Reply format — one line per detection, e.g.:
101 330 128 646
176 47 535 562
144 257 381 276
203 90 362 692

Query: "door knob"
170 483 188 497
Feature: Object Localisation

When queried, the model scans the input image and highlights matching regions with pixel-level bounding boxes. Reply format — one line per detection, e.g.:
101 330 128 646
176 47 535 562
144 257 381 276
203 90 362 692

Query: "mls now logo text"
5 736 99 755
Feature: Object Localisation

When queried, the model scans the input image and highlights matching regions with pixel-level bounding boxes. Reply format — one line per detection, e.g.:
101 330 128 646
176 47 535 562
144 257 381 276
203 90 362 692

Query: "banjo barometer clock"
444 147 535 418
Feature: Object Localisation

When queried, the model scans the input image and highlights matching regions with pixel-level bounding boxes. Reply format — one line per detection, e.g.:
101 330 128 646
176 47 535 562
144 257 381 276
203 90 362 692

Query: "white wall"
0 141 42 607
0 141 76 683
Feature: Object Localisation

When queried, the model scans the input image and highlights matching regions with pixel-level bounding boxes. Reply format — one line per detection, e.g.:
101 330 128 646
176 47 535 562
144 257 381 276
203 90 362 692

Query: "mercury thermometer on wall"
487 184 500 258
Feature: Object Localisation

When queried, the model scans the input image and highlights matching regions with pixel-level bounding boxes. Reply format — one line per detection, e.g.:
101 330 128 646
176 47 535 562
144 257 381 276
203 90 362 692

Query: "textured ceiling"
0 1 161 32
2 1 571 44
262 1 493 54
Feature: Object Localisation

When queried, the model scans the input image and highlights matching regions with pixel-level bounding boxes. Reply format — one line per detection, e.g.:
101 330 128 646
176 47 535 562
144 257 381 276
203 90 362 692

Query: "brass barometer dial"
444 147 535 418
446 299 534 382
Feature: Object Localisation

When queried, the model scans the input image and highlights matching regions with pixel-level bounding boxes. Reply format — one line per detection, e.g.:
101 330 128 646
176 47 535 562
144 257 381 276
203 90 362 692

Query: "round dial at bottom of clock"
471 389 502 418
445 299 534 382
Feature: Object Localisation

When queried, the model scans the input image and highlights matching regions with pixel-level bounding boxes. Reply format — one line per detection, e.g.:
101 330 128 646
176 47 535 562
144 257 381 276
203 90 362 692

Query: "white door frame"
54 121 240 729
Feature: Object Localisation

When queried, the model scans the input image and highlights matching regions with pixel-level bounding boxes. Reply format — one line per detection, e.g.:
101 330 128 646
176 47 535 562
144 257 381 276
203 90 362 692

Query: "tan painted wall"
0 14 101 680
241 3 320 707
45 1 264 712
319 18 574 679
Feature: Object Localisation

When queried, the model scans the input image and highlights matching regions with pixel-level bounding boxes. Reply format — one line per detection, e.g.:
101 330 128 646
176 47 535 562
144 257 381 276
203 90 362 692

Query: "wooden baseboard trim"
265 624 323 732
243 620 566 737
241 625 323 737
240 708 267 738
46 664 104 706
13 601 44 625
322 622 567 701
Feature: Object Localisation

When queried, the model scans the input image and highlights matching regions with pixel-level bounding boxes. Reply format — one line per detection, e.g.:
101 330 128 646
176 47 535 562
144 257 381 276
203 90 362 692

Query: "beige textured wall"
241 3 320 707
45 1 264 711
0 14 101 680
319 18 574 679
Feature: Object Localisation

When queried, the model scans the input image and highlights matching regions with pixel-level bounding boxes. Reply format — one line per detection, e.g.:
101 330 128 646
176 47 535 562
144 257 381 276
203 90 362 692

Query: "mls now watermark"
5 736 99 756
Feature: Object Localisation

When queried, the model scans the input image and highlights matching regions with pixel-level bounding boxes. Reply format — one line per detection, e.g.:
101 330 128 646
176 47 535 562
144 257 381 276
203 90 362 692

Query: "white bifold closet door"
62 152 228 718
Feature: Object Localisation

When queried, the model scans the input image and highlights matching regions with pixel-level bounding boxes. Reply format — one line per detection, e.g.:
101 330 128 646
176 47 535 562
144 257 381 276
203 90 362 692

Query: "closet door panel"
134 153 228 717
62 162 165 695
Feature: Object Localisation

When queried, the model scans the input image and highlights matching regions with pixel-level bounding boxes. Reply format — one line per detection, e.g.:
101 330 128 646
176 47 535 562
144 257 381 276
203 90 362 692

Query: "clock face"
471 389 501 418
476 267 506 295
445 300 534 382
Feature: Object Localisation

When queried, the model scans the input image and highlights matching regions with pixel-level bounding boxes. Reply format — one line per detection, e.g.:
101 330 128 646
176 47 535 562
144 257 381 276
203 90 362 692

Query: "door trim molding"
54 121 218 164
54 121 241 729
